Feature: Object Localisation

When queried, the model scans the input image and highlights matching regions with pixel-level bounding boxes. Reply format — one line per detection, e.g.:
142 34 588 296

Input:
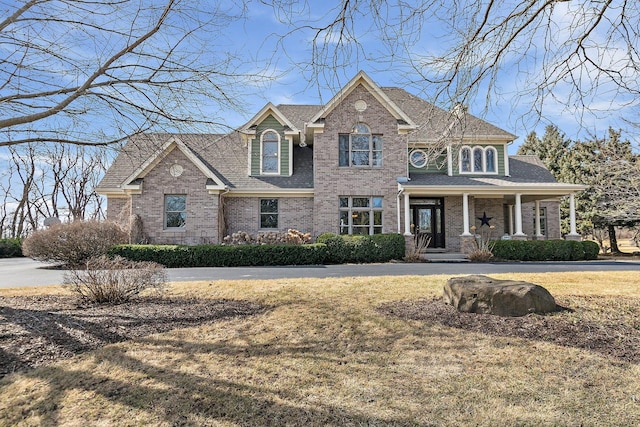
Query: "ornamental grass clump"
468 225 496 262
63 255 167 304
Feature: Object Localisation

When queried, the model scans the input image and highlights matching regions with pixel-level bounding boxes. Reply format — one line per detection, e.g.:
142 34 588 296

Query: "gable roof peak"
240 102 299 134
308 71 417 130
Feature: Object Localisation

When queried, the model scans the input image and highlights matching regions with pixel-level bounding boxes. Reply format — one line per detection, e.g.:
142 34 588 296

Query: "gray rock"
443 275 557 317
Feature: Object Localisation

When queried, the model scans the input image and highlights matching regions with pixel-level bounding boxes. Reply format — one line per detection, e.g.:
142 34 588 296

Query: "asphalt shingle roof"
98 87 528 192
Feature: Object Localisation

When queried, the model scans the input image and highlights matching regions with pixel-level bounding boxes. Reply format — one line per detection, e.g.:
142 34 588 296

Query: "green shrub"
109 243 328 267
491 239 599 261
110 233 405 267
582 240 600 260
0 238 23 258
22 221 128 266
316 233 405 264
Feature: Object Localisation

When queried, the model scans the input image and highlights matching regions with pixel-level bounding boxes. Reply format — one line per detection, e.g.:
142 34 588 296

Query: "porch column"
534 200 543 238
567 193 580 238
514 193 526 237
462 193 471 236
404 192 412 236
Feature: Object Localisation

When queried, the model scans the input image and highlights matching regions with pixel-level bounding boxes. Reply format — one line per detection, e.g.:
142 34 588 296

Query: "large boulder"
443 275 557 317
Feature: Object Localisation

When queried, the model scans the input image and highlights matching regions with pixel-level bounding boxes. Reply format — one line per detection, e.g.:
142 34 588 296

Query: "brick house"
97 71 585 253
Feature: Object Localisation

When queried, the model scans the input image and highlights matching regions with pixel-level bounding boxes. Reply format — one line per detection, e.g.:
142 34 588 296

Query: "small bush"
0 238 23 258
22 221 128 266
491 239 600 261
63 255 166 304
316 233 405 264
223 229 312 245
582 240 600 260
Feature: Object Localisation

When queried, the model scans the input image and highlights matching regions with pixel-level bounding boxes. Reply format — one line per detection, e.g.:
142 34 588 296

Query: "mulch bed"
378 296 640 364
0 296 266 378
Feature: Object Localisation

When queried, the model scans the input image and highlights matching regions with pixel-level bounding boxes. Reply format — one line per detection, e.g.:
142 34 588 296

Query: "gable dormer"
240 103 300 177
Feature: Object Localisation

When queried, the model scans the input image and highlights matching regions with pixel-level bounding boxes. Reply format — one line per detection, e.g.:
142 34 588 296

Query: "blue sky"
1 0 637 153
220 1 638 153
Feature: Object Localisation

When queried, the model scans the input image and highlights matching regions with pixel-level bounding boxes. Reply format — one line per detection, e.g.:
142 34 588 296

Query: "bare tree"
1 143 108 238
0 0 264 148
269 1 640 129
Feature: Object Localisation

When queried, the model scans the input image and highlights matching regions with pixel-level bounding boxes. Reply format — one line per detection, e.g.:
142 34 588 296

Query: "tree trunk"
608 224 620 253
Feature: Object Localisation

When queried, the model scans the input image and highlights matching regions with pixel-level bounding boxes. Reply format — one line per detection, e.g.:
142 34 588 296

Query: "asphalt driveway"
1 257 640 288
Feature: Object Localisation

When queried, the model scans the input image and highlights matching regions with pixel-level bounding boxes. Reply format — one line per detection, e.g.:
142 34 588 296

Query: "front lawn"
1 272 639 426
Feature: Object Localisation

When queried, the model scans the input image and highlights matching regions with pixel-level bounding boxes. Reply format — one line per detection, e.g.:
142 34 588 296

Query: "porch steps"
420 252 470 263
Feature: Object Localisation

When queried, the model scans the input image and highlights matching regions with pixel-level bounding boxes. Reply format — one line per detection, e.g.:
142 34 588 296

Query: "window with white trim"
165 195 186 229
339 196 383 235
339 124 382 167
261 130 279 174
260 199 278 229
460 146 499 174
534 206 547 237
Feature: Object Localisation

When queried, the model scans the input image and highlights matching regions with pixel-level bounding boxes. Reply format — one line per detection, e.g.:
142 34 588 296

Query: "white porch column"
514 193 526 237
534 200 543 238
404 192 412 236
397 190 402 234
462 193 471 236
567 193 580 237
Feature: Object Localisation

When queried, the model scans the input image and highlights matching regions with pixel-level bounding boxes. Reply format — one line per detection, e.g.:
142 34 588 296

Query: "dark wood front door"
411 198 445 249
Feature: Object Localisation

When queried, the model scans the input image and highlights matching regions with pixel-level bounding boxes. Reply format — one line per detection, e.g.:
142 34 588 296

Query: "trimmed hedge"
316 233 405 264
491 239 599 261
0 238 23 258
108 243 328 268
109 233 406 267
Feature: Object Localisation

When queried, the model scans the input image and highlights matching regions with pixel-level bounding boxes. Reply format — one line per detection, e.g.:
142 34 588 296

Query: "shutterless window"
261 130 279 173
339 196 383 235
165 195 186 228
460 146 498 174
339 124 382 167
486 147 497 172
535 206 547 236
260 198 278 229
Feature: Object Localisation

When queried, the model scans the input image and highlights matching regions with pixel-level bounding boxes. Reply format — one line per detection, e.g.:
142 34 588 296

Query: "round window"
410 149 428 168
169 164 184 177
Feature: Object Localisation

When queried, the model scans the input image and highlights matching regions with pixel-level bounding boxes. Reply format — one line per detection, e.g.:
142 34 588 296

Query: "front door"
411 198 445 249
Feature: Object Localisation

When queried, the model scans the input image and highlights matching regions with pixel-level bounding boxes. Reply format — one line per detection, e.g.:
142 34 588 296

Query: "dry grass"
2 272 640 426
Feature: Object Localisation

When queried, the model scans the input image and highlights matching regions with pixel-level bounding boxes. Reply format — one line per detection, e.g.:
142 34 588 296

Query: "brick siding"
312 84 407 236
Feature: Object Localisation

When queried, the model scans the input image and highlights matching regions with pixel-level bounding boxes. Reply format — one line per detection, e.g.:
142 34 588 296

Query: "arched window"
460 147 472 172
261 130 279 174
459 146 499 174
485 147 497 173
339 123 382 167
473 147 484 172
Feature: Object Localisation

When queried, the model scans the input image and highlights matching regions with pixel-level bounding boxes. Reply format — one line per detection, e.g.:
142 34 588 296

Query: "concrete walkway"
1 257 640 288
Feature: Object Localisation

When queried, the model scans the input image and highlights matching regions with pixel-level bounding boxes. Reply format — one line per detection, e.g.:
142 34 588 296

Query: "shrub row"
109 233 405 267
0 238 23 258
316 233 405 264
108 243 329 268
491 239 600 261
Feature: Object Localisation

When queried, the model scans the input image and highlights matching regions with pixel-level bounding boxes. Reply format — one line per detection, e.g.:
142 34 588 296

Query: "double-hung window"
260 198 278 229
339 196 383 235
339 124 382 167
165 195 186 229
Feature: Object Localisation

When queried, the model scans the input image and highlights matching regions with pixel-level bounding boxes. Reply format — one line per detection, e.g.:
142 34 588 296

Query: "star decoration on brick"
477 212 493 227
